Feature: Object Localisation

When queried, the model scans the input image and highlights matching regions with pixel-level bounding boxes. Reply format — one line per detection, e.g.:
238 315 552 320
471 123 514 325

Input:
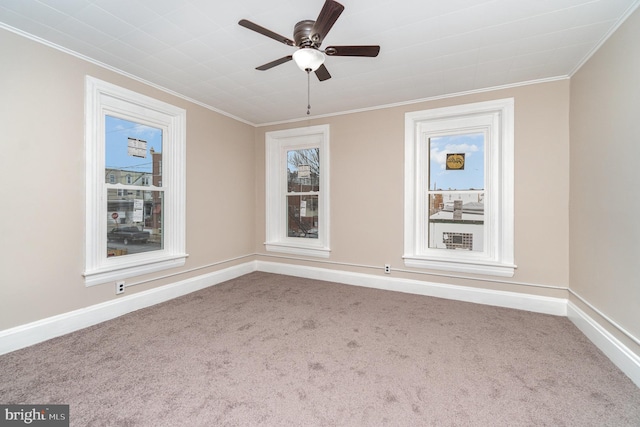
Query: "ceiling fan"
238 0 380 82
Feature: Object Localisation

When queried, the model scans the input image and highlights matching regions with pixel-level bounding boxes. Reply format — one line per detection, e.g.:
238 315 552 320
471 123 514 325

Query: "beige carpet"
1 272 639 426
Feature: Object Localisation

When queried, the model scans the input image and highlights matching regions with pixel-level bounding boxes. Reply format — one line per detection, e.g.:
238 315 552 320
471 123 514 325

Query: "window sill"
83 253 188 286
265 242 330 258
403 256 516 277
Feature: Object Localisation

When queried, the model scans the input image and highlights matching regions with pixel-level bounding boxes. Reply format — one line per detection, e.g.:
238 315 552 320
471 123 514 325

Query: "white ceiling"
1 0 638 125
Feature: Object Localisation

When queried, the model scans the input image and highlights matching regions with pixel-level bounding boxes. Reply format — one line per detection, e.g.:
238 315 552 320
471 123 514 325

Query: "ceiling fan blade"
238 19 295 46
256 56 293 71
314 64 331 81
310 0 345 46
324 45 380 57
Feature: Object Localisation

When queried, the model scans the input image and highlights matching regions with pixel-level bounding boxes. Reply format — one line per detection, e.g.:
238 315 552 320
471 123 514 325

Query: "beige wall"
255 80 571 298
0 29 256 330
570 8 640 347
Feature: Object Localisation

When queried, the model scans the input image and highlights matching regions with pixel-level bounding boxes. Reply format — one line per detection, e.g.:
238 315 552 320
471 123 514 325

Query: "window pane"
105 116 162 185
107 190 163 257
287 148 319 192
429 133 484 191
287 195 318 238
428 192 484 251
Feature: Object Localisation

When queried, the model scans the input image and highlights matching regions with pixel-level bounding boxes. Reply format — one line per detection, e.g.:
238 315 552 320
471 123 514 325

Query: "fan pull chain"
306 69 311 115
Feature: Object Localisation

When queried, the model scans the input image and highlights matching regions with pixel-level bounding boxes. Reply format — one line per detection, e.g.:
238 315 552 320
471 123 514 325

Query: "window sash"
280 143 323 246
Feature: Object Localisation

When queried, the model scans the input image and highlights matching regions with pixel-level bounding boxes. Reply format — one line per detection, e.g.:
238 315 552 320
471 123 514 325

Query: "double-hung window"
265 125 330 258
84 76 187 286
404 98 515 277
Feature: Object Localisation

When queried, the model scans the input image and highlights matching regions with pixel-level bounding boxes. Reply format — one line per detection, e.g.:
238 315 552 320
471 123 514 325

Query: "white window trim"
84 76 187 286
404 98 515 277
265 125 330 258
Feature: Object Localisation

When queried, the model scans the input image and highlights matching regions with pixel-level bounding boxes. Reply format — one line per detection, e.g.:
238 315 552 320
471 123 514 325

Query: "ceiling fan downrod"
306 69 312 115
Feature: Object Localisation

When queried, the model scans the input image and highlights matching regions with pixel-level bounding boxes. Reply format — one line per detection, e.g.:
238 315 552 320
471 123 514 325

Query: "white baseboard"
567 301 640 388
255 261 567 316
0 261 257 356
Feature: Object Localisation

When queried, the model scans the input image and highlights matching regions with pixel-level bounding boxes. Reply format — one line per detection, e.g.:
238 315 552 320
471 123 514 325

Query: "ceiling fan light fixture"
292 48 325 71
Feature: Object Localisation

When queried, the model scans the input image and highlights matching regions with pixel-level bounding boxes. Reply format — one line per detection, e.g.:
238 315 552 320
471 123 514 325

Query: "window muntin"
84 76 186 286
265 125 329 258
404 98 515 277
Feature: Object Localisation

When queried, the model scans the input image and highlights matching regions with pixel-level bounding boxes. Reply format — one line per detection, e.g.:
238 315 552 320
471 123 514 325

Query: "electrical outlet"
384 264 391 274
116 281 125 295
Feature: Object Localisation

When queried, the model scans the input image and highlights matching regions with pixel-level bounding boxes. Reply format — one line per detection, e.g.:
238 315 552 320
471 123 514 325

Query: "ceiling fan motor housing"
294 20 319 48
